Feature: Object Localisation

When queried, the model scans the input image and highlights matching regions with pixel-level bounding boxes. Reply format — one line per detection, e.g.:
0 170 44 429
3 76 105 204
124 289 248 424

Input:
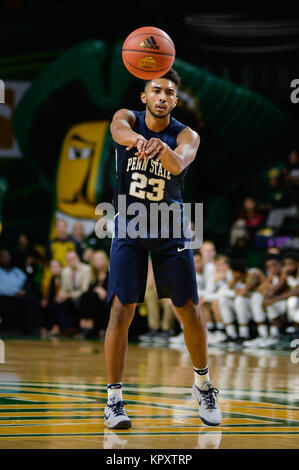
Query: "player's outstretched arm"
110 108 148 154
144 127 200 176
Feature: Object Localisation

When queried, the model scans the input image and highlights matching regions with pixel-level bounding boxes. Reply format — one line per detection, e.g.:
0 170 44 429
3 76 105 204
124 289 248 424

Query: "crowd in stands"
230 149 299 249
0 150 298 350
0 218 110 339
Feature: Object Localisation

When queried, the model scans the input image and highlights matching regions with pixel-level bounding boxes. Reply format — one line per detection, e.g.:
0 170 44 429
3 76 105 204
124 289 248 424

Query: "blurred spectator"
0 249 40 335
263 252 299 339
282 149 299 186
79 250 109 338
266 150 299 228
217 259 252 342
230 197 263 247
170 251 205 346
12 234 40 271
200 240 216 290
46 219 78 266
258 169 287 215
40 259 63 338
244 254 285 348
82 247 94 264
71 221 85 258
266 247 281 255
52 250 91 335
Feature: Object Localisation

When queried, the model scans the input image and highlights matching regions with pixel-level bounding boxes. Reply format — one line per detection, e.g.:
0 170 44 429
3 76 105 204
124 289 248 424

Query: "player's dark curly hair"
144 68 181 89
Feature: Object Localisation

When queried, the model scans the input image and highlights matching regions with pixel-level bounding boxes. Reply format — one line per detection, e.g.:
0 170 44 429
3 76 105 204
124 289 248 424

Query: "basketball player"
104 69 222 429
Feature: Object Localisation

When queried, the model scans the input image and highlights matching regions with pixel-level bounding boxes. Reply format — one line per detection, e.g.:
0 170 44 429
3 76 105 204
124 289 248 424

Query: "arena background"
1 1 299 263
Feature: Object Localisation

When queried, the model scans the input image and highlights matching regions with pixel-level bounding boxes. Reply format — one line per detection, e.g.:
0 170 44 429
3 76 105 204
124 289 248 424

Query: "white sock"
216 322 225 331
270 325 279 337
107 383 123 404
257 324 268 337
206 321 214 331
193 366 210 388
239 325 249 338
226 324 237 338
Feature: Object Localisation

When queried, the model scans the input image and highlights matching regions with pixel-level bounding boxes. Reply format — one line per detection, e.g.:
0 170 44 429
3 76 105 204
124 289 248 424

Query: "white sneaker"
192 381 222 426
169 332 185 344
243 337 266 348
104 401 132 429
258 336 280 349
208 331 227 345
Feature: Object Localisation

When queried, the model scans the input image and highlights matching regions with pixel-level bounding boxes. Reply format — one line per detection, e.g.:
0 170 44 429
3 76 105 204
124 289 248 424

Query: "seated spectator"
47 219 79 266
82 247 94 264
263 252 299 340
244 254 285 348
40 259 63 338
282 149 299 187
52 250 91 335
266 246 281 255
230 197 263 247
258 169 287 216
200 240 216 291
71 221 86 258
0 249 40 335
266 150 299 228
138 258 175 344
12 234 40 272
79 250 109 338
170 251 205 346
199 255 231 334
217 259 256 342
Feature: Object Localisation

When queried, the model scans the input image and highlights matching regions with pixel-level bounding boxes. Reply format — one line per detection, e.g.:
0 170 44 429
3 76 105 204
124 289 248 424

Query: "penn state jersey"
113 110 188 211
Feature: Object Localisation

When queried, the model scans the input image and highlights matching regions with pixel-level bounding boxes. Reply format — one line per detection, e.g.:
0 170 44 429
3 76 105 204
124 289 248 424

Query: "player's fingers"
146 148 160 159
126 144 135 151
145 142 159 156
137 139 147 153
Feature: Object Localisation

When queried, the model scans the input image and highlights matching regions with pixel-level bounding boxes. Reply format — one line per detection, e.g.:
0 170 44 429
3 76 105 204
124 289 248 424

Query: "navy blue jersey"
113 110 188 211
107 110 199 306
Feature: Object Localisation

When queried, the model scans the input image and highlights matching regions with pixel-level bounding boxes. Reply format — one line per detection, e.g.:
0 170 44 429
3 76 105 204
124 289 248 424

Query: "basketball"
122 26 175 80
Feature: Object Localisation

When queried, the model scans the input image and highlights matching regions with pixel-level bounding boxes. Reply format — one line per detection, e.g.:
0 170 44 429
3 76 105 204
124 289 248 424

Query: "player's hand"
143 138 166 160
126 135 148 157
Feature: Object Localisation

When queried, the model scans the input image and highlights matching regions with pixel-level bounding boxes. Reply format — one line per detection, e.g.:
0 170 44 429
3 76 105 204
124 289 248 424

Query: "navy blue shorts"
107 235 199 308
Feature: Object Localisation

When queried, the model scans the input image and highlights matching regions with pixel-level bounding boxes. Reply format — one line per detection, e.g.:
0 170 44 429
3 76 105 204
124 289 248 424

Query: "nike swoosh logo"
177 247 187 252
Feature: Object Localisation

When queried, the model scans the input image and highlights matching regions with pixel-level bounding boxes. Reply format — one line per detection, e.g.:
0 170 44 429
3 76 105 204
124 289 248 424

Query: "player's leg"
105 294 136 384
151 244 221 426
174 298 208 369
104 237 148 429
174 298 222 426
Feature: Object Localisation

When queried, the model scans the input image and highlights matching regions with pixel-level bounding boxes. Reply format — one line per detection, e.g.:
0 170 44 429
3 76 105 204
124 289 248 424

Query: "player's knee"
110 297 134 329
176 300 199 323
110 306 132 329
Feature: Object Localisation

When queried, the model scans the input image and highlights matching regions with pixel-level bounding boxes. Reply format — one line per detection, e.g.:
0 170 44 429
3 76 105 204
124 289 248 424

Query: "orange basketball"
122 26 175 80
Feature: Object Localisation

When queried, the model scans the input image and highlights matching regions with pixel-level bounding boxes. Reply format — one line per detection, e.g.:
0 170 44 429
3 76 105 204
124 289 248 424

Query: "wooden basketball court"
0 338 298 449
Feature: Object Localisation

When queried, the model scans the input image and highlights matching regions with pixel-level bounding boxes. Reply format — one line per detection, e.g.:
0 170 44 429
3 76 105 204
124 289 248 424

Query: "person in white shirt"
263 252 299 340
217 259 263 343
244 254 285 348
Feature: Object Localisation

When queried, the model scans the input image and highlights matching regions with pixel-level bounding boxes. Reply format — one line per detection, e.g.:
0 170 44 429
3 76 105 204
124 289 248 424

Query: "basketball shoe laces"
107 400 127 416
201 387 219 409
